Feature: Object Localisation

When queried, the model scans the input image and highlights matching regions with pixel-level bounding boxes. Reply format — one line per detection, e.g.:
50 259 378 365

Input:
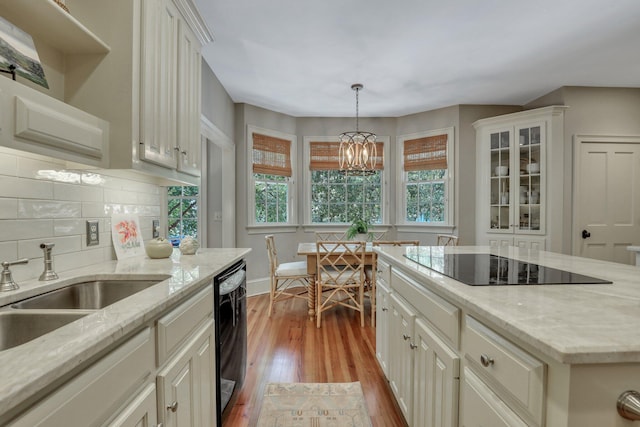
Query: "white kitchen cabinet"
65 0 212 184
157 319 215 427
156 285 216 427
176 23 203 176
461 367 528 427
139 0 179 169
8 329 155 427
0 78 110 167
107 384 158 427
463 316 545 426
375 259 392 377
385 268 461 427
474 106 567 252
389 293 417 424
489 236 546 251
413 318 460 427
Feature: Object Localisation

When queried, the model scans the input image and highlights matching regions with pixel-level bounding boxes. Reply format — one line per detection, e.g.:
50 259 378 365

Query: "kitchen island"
374 245 640 427
0 248 250 426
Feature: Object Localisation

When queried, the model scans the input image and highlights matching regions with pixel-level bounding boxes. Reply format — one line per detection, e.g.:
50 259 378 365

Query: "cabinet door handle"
381 307 388 312
480 354 494 367
402 334 410 341
167 401 179 412
409 342 417 350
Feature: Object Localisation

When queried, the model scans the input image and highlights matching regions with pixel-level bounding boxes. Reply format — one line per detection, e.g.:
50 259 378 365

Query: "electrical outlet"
86 220 99 246
152 219 160 238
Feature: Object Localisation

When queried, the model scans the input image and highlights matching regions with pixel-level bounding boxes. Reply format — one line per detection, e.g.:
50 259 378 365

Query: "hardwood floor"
223 292 407 426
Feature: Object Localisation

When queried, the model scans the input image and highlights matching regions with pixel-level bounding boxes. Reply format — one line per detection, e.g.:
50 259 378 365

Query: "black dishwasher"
214 259 247 425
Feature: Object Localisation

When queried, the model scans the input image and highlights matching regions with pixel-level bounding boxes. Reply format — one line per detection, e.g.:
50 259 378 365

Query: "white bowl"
526 163 540 174
494 166 509 176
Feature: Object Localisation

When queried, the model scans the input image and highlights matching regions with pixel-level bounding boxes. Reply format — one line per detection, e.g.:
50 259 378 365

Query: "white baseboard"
247 277 270 297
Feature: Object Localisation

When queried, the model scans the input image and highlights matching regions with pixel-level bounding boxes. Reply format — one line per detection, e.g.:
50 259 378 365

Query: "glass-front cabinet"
475 106 567 252
489 125 544 233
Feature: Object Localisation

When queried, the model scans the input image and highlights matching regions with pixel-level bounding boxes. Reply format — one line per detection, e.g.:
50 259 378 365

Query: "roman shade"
252 132 292 177
403 134 448 171
310 141 384 171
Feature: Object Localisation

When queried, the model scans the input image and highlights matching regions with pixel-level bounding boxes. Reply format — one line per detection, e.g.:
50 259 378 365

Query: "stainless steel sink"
12 279 163 310
0 311 87 351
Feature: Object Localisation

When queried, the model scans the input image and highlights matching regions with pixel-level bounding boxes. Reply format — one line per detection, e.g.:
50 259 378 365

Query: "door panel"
576 140 640 264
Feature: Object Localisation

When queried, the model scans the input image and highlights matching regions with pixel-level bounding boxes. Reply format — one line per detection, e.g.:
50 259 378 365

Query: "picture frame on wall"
0 16 48 89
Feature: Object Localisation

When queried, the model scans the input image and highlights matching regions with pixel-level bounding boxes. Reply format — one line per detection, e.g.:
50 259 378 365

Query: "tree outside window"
249 127 296 225
308 140 385 225
310 170 382 224
254 173 289 223
399 128 454 225
167 186 198 246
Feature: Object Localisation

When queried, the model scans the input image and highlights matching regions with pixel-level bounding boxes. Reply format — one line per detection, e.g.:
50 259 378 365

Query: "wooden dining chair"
372 240 420 247
437 234 459 246
265 235 313 317
315 231 347 241
315 241 367 328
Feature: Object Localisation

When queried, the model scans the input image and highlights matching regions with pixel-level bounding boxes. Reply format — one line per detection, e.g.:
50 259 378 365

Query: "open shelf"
0 0 110 54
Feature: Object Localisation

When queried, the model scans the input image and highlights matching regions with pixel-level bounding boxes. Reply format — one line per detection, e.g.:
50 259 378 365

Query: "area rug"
256 382 372 427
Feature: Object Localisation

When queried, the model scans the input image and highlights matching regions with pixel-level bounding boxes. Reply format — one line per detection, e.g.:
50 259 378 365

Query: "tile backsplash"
0 148 162 283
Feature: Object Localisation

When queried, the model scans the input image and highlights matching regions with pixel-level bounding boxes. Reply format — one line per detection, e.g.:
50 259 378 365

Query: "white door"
575 137 640 264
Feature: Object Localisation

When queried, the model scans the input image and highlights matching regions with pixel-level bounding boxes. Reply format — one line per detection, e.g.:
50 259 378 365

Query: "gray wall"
526 87 640 252
200 71 640 281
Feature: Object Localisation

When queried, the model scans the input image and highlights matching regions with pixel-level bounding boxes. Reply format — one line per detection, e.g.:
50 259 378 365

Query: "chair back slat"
437 234 459 246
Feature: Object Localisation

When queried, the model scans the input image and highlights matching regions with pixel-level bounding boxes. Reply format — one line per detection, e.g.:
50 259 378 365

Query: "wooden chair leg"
316 279 322 328
268 278 276 317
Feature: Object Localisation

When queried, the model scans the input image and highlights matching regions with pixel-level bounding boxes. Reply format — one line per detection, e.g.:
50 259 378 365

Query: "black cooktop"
403 249 612 286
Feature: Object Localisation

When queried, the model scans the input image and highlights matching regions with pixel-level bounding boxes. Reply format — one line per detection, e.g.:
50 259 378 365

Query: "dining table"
296 241 377 320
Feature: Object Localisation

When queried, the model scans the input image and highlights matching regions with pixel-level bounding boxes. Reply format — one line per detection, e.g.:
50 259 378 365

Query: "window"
248 126 296 226
167 186 199 246
306 138 386 224
398 128 454 226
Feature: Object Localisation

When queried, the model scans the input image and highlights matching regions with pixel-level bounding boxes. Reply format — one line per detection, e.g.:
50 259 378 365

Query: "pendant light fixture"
338 83 377 176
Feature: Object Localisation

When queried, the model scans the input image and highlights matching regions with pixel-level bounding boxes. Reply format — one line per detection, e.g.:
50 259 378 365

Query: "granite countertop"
0 248 250 418
374 245 640 365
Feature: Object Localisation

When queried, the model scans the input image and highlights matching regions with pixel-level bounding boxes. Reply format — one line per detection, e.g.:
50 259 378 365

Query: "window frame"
396 127 455 231
303 135 390 227
166 185 200 246
247 125 298 228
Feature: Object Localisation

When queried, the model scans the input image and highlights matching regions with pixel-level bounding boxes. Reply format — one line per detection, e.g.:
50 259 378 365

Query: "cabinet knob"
409 343 418 350
402 334 410 341
617 390 640 421
181 150 187 155
167 401 179 412
480 354 494 367
381 307 388 312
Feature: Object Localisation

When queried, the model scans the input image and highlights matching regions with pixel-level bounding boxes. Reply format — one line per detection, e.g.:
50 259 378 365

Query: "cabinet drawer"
464 316 545 425
391 269 460 349
461 367 528 427
376 257 391 285
157 285 213 365
10 328 154 427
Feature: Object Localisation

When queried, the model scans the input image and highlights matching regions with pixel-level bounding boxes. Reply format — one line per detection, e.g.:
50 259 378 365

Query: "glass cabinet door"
516 125 542 232
489 130 511 231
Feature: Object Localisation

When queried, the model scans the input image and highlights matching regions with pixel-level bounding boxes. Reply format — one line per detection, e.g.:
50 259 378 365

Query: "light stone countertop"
374 245 640 365
0 248 250 418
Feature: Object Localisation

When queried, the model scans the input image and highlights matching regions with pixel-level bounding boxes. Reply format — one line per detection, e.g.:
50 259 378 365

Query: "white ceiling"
194 0 640 118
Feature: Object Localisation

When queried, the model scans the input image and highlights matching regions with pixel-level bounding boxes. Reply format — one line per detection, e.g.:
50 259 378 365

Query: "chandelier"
338 84 377 176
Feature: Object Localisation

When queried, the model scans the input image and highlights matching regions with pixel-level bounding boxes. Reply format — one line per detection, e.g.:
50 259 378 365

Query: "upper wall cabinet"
64 0 213 184
0 0 111 166
473 106 567 252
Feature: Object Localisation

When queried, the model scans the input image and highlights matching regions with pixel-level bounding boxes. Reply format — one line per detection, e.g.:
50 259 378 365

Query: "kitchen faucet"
39 243 59 281
0 258 28 291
